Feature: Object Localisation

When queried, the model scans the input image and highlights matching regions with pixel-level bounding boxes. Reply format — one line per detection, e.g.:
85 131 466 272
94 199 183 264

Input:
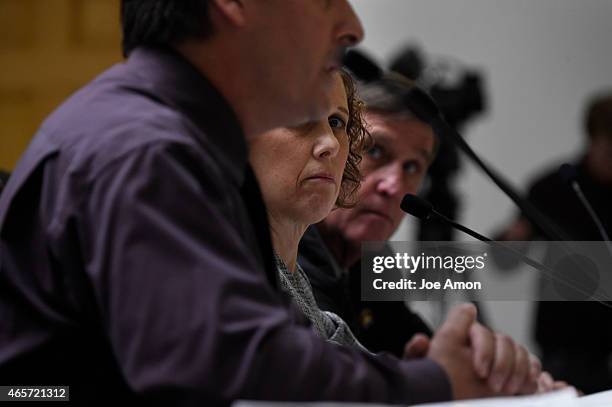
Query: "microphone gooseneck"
558 164 612 252
400 193 611 306
402 87 442 123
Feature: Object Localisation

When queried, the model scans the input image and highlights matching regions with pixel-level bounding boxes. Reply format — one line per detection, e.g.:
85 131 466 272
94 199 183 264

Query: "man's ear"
210 0 247 27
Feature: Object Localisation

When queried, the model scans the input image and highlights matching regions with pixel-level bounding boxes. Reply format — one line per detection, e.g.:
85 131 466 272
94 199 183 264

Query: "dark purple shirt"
0 47 451 404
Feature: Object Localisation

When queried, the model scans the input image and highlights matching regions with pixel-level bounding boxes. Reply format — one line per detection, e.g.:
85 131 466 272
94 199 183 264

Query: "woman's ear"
210 0 247 27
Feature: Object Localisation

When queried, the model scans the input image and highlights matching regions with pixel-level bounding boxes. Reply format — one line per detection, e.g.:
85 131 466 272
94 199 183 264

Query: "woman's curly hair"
336 69 372 208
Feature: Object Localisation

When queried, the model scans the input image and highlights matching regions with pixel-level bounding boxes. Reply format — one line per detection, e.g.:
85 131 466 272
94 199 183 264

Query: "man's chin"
346 223 391 243
308 78 335 119
284 90 331 127
298 103 330 127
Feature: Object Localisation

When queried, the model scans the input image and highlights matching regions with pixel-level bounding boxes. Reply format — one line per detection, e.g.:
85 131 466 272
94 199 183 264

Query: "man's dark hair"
357 77 418 118
121 0 212 57
357 77 440 157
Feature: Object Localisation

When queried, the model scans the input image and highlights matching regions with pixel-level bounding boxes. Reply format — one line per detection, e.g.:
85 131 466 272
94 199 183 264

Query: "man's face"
246 0 364 127
323 112 436 242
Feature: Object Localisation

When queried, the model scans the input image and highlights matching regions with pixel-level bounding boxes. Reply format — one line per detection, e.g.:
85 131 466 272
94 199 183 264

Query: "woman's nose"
314 127 340 159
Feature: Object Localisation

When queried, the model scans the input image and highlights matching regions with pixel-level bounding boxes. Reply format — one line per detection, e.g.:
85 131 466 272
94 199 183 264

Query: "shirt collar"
125 46 248 186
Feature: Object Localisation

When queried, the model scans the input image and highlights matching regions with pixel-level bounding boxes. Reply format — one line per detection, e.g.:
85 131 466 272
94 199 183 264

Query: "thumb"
438 303 477 342
403 333 430 359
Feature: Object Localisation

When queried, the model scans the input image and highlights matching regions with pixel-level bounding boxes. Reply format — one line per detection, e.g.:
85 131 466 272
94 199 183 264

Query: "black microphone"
401 194 493 243
401 193 608 303
342 49 383 82
344 49 570 242
559 163 612 248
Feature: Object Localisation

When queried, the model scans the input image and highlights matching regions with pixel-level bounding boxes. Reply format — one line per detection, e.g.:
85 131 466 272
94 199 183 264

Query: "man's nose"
375 163 403 197
336 1 365 47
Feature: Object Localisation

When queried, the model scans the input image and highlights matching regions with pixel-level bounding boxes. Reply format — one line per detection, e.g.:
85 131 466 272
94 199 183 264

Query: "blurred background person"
497 91 612 394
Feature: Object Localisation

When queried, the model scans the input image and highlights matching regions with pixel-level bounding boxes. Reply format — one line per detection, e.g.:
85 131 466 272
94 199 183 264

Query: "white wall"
350 0 612 352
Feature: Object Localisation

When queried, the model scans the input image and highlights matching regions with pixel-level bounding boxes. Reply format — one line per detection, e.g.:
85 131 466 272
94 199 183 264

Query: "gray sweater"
275 254 370 353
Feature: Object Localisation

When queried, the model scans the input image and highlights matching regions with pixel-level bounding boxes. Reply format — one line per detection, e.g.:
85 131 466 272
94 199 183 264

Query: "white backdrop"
350 0 612 351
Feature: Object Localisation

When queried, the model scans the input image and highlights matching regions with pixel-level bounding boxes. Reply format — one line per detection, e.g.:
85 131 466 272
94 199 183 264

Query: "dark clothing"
527 159 612 394
0 47 451 404
299 226 432 357
0 171 9 196
298 225 352 318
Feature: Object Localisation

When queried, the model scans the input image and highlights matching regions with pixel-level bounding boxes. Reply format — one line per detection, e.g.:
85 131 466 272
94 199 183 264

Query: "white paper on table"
412 387 609 407
234 388 612 407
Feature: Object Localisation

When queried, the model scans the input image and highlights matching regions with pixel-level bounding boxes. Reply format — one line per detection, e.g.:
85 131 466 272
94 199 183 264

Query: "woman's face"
250 74 350 226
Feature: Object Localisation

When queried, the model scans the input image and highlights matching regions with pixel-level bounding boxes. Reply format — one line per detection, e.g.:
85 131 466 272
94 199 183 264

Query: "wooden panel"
69 0 121 49
0 0 36 50
0 89 35 169
0 0 122 170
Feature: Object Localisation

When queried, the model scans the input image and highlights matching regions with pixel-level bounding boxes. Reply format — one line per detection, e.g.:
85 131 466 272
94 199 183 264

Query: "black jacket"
299 225 432 357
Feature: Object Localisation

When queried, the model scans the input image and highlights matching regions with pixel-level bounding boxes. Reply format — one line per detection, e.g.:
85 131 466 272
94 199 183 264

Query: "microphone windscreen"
342 49 383 83
558 163 578 185
400 194 433 220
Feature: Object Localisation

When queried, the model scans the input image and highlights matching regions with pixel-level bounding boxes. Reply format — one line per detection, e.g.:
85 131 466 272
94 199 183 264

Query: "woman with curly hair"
249 70 370 349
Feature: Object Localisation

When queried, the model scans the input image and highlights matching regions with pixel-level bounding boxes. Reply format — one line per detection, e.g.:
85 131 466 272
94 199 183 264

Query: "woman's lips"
305 174 336 184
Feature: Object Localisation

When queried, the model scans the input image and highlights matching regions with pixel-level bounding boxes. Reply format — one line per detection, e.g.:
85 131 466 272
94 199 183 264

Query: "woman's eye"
328 116 346 130
367 145 384 160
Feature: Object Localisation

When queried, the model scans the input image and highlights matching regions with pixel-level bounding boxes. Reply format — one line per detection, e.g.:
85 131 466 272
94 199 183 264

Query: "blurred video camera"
389 44 486 129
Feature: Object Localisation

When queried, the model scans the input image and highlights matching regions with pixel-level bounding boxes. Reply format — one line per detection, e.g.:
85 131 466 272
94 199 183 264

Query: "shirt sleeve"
79 141 452 404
